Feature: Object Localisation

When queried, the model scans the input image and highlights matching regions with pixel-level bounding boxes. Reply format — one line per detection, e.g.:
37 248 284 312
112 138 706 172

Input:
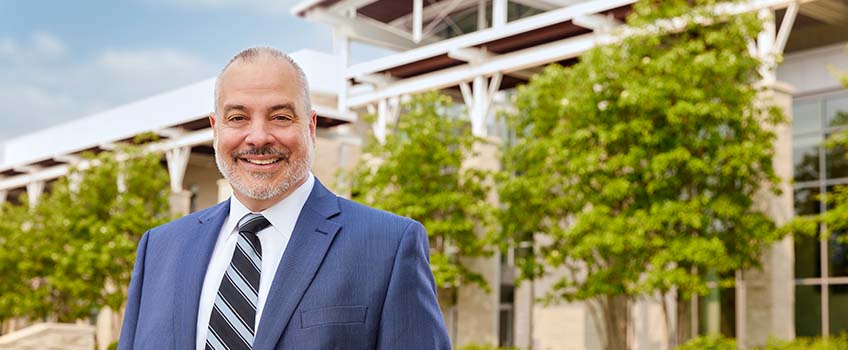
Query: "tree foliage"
351 92 492 292
497 1 784 349
0 144 170 322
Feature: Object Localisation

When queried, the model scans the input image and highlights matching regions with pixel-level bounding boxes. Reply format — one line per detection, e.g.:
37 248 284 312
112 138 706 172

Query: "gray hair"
214 46 312 116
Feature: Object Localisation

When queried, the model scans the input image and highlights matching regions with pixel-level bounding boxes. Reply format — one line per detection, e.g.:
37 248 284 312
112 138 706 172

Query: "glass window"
830 230 848 277
826 133 848 180
796 285 823 337
795 231 821 279
793 99 822 135
795 134 822 182
830 284 848 334
795 187 821 216
826 93 848 129
792 135 822 182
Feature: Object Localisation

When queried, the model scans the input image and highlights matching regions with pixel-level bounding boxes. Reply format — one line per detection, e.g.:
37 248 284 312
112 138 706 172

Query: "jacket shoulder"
148 201 227 235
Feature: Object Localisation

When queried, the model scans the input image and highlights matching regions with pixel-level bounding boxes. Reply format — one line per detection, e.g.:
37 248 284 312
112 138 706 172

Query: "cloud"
0 37 17 57
31 32 66 58
76 49 216 102
0 33 216 140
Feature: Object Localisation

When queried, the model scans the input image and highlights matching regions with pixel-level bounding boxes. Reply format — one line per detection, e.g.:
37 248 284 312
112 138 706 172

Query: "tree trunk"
603 295 629 350
676 293 692 346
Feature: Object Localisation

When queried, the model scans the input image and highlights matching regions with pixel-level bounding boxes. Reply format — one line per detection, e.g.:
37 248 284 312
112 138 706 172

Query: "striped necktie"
206 213 271 350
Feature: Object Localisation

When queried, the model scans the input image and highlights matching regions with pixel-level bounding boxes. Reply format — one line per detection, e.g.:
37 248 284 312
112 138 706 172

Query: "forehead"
218 59 302 105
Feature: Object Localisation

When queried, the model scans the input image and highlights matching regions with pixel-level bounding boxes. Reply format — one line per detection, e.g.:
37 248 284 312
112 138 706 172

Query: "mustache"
232 147 290 159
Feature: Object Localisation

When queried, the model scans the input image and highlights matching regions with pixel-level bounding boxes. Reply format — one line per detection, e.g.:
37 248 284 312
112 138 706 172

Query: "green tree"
0 144 170 322
351 92 493 298
497 1 784 350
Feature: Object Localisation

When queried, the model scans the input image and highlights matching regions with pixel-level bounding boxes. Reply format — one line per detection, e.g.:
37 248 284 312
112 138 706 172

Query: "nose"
244 119 275 148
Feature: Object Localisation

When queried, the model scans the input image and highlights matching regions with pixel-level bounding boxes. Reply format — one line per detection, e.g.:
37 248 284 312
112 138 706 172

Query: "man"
118 47 451 350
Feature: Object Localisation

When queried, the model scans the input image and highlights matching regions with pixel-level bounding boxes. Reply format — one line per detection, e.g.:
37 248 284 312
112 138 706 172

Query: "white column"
477 0 487 30
460 73 503 137
492 0 507 27
27 180 45 208
0 189 7 205
334 29 350 113
374 98 389 143
373 97 401 143
756 9 777 84
165 146 192 216
165 146 191 193
413 0 424 43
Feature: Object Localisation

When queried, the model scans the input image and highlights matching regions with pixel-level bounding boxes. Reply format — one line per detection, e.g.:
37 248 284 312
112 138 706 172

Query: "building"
1 0 848 349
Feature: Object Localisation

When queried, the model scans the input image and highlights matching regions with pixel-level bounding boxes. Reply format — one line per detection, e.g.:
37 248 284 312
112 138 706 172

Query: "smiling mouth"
240 157 283 165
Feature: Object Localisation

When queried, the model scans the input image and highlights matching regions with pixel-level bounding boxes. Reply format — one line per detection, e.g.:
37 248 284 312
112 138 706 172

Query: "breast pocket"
300 305 368 328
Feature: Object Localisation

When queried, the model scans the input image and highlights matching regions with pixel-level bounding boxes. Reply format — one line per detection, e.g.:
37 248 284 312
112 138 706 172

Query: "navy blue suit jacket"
118 180 451 349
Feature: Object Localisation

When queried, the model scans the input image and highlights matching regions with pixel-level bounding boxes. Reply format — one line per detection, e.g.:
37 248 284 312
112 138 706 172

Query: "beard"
214 136 313 201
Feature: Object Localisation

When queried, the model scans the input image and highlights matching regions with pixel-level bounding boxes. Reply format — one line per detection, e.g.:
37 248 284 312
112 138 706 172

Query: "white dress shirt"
196 174 315 350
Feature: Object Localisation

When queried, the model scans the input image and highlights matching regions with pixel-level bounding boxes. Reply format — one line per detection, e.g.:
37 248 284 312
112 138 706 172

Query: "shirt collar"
224 173 315 236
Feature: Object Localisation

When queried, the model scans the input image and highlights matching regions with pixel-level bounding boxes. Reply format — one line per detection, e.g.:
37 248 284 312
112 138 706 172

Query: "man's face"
211 59 316 208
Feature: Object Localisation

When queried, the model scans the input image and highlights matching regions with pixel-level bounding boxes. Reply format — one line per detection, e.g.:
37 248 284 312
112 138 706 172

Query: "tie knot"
238 213 271 236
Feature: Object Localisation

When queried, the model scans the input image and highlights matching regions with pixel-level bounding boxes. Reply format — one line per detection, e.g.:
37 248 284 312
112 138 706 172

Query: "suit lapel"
174 200 230 350
253 181 341 350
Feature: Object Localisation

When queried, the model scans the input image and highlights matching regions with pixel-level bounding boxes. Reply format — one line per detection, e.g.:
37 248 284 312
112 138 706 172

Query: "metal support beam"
306 10 437 51
448 47 494 63
335 28 351 114
461 73 503 137
165 146 191 193
156 127 186 139
478 0 487 30
413 0 424 43
493 0 508 27
774 1 798 55
573 13 622 32
53 154 82 164
373 96 401 143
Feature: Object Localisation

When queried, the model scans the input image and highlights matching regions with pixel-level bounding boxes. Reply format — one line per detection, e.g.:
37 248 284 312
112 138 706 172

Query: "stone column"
455 138 500 347
165 147 192 216
742 81 795 349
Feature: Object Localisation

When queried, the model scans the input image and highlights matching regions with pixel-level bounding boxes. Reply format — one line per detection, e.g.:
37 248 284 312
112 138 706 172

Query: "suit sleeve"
377 221 452 350
118 230 150 350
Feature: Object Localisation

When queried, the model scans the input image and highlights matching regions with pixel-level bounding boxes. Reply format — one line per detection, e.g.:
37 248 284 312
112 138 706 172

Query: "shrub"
677 334 848 350
677 335 736 350
457 344 523 350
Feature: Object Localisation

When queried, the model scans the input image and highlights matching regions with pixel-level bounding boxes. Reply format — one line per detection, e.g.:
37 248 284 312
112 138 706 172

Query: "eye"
272 114 294 122
227 114 247 122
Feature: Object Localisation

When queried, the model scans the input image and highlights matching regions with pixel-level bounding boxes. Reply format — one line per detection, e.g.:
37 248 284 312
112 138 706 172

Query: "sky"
0 0 357 141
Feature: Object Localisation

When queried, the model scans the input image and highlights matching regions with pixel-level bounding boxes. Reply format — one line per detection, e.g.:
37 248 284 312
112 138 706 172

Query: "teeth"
244 158 279 165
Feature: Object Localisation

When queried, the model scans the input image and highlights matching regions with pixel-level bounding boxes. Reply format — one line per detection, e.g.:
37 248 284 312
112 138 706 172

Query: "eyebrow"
268 104 297 115
222 104 247 114
222 104 298 115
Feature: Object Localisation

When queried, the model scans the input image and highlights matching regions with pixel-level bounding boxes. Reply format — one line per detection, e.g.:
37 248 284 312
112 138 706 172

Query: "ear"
308 110 317 142
209 112 217 137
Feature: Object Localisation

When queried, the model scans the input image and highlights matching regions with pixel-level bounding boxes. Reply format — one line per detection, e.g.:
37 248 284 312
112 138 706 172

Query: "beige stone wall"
312 132 361 194
183 153 224 210
742 82 796 348
0 323 95 350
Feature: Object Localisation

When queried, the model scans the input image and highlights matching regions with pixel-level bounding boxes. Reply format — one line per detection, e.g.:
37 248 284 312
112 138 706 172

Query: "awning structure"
296 0 838 140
